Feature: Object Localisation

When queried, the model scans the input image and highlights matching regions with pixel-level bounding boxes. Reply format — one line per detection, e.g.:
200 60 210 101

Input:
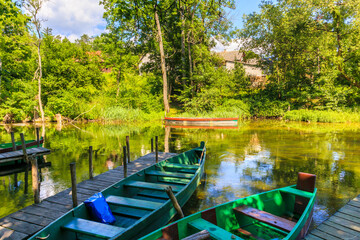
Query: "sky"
39 0 262 44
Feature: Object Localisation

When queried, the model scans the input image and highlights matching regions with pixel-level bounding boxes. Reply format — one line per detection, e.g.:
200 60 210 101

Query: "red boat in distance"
164 117 238 127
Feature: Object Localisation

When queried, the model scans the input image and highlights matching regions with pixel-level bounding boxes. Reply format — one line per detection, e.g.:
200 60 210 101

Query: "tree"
24 0 47 122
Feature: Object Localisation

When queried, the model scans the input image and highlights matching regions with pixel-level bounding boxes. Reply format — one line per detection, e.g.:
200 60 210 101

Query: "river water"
1 120 360 229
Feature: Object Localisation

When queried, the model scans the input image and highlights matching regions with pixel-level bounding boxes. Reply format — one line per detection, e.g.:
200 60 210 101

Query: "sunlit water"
1 120 360 230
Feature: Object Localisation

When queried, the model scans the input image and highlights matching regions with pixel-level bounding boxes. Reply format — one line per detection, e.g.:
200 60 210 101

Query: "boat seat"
62 217 124 238
163 163 199 170
145 170 194 179
188 218 243 240
177 169 197 174
111 206 151 218
158 178 191 185
106 195 162 211
233 205 296 232
137 189 170 199
124 180 183 192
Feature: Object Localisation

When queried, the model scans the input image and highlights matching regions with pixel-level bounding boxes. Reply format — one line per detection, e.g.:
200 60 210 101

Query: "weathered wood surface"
305 194 360 240
0 147 50 163
0 152 176 240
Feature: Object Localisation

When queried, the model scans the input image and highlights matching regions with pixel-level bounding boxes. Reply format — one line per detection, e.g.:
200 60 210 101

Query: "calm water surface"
1 120 360 229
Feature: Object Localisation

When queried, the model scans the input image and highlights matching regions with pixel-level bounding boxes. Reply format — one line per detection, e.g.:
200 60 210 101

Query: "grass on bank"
284 109 360 123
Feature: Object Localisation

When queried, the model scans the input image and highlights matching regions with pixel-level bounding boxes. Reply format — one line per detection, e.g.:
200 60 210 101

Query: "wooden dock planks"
0 147 51 163
0 151 176 240
305 194 360 240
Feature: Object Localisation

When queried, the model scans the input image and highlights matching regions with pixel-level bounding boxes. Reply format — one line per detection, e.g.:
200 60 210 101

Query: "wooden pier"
0 151 176 240
305 194 360 240
0 147 51 164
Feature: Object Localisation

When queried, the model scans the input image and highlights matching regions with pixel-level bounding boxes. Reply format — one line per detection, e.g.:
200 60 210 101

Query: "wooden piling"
36 128 40 147
70 162 78 208
11 132 16 151
151 138 154 152
89 146 93 179
123 146 127 178
31 157 40 204
155 136 158 163
24 167 28 194
126 136 130 163
165 186 184 218
20 133 29 163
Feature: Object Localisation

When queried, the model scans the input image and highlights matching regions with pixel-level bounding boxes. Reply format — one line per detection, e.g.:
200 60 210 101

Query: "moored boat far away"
140 172 317 240
28 142 206 240
164 117 239 127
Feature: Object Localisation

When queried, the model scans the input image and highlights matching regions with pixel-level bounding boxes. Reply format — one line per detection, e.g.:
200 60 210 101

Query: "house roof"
216 50 258 65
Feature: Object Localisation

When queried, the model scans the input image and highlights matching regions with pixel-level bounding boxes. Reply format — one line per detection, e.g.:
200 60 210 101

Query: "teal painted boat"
140 172 316 240
29 142 206 240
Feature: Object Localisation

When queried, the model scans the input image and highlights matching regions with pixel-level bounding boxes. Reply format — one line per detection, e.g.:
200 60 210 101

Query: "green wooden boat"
140 172 316 240
0 137 44 153
29 142 206 240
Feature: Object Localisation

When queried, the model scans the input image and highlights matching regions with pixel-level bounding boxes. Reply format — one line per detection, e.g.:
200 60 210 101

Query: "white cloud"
39 0 106 41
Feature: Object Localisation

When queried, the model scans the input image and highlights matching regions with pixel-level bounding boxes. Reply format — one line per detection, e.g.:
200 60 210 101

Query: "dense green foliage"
0 0 360 123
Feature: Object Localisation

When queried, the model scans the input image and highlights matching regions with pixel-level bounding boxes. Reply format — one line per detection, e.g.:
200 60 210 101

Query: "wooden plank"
124 180 183 192
188 218 242 240
323 221 360 238
62 218 124 238
328 215 360 232
348 200 360 208
236 227 265 240
6 211 53 227
310 229 342 240
137 189 170 199
0 216 43 235
0 226 27 240
233 205 296 232
19 206 64 220
334 212 360 226
305 234 324 240
106 195 163 210
338 205 360 219
145 170 194 179
317 222 357 239
163 163 199 170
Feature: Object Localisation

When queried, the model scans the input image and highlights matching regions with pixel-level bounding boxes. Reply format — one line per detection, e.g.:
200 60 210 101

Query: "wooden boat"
140 172 316 240
0 137 44 154
164 117 238 127
29 142 206 240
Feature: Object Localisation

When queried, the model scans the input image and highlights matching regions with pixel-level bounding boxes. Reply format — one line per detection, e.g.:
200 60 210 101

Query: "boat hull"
164 117 238 127
140 185 317 240
29 142 206 240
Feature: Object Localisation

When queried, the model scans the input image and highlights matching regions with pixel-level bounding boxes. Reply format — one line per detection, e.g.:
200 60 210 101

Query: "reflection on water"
1 120 360 229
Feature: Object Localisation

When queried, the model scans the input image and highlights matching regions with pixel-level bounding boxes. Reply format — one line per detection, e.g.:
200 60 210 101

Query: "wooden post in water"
155 136 158 163
151 138 154 152
126 136 130 163
89 146 93 179
123 146 127 178
31 157 40 204
20 133 29 163
24 167 29 194
36 128 40 147
70 162 78 208
11 132 16 151
165 186 184 218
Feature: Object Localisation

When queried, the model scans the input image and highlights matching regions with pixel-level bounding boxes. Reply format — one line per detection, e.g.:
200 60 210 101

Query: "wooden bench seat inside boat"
188 218 243 240
106 195 163 210
137 189 170 199
145 170 194 179
62 217 124 238
124 180 183 192
163 163 199 170
233 205 296 232
158 178 191 185
111 205 151 218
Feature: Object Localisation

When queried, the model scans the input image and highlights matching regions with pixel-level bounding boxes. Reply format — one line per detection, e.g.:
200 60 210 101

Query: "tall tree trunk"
154 9 170 113
37 42 45 122
187 33 194 97
180 5 186 90
0 57 2 96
